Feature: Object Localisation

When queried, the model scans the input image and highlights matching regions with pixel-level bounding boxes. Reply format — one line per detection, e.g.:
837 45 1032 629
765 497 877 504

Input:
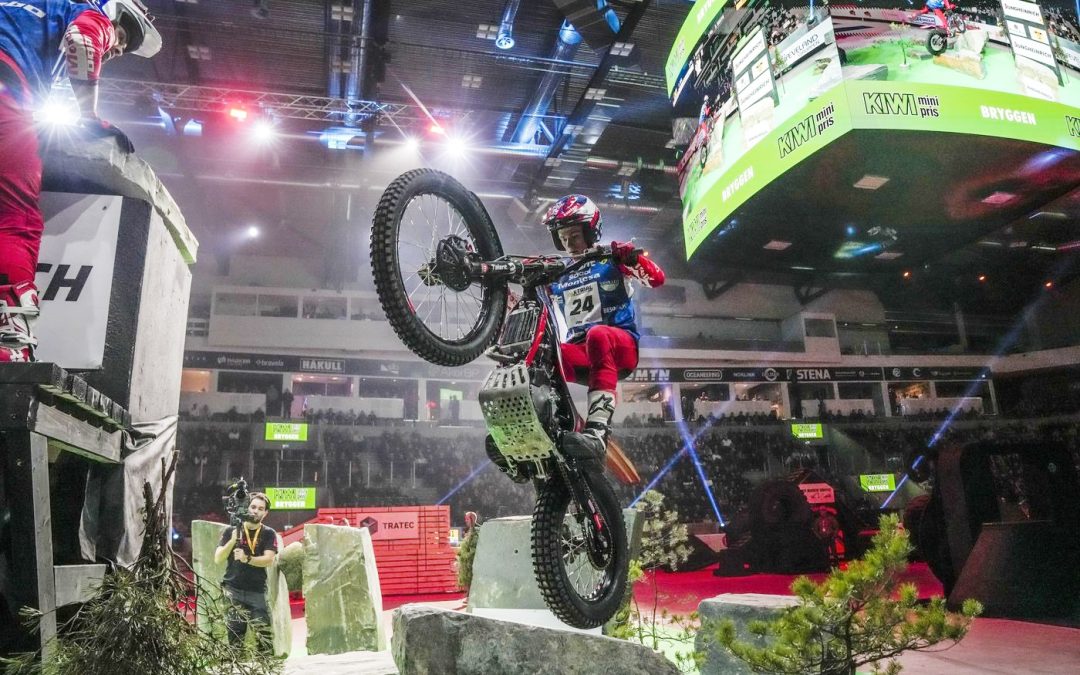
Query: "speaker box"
950 521 1080 621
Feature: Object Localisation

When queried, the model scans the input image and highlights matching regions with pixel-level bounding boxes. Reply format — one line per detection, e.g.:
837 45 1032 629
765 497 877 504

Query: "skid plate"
479 363 556 462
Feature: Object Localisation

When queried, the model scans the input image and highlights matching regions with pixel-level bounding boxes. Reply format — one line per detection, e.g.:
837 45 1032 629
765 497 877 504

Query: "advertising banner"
265 487 317 510
353 510 421 541
859 474 898 492
798 482 836 504
884 366 989 381
184 350 491 381
35 194 123 368
791 422 825 440
265 422 309 441
1000 0 1065 86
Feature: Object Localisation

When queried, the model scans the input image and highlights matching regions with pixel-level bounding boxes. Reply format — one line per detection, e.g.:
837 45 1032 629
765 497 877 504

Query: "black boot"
560 423 608 462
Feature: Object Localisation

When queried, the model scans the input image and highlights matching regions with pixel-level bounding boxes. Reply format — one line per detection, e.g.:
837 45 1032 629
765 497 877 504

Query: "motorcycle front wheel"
370 169 508 366
531 468 629 629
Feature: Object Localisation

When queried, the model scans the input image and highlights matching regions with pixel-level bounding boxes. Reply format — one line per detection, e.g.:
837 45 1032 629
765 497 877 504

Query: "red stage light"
228 107 249 122
428 123 445 135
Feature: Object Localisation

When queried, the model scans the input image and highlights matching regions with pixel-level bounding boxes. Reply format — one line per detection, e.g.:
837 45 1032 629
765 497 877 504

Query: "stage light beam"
436 461 493 505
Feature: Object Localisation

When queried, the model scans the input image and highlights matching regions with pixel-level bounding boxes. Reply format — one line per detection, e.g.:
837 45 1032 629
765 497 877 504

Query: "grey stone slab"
42 139 198 263
696 593 800 675
303 523 387 655
392 604 679 675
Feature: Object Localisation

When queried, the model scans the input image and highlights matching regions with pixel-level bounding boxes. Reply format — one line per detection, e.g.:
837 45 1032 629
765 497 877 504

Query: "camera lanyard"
242 523 263 557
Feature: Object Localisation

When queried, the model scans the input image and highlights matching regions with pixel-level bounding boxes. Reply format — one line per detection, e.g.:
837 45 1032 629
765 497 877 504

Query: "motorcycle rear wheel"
370 169 507 366
927 29 948 56
532 468 629 629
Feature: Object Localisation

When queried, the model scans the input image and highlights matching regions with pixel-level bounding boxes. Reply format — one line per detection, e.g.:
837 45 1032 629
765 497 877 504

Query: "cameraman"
213 492 277 653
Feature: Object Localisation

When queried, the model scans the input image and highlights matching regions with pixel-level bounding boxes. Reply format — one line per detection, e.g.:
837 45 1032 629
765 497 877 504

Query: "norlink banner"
666 0 730 95
265 487 317 510
265 422 309 442
860 474 898 493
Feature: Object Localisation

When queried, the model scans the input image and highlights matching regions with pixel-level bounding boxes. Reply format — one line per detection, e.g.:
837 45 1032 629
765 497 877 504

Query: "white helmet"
96 0 162 58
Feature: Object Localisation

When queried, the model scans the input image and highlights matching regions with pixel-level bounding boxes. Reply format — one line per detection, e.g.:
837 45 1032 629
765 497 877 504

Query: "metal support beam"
526 0 653 197
701 275 742 301
795 280 829 306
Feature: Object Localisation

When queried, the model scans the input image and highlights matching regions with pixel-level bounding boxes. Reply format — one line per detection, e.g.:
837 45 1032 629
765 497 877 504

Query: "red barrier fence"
280 505 459 595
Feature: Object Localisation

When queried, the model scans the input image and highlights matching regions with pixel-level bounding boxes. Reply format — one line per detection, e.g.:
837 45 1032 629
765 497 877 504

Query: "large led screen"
669 1 1080 258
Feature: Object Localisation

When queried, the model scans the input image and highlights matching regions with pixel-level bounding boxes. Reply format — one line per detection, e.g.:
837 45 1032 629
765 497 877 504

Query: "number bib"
564 282 602 328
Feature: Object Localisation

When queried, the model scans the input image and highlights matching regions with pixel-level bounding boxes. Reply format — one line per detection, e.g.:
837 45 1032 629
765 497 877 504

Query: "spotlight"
253 119 276 142
902 270 911 279
404 136 420 151
228 106 249 122
428 122 446 135
246 225 260 239
446 135 469 155
1044 281 1053 289
36 99 79 126
978 274 987 283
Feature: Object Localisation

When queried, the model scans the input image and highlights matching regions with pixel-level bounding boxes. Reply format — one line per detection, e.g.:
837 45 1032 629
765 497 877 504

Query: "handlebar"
468 245 628 287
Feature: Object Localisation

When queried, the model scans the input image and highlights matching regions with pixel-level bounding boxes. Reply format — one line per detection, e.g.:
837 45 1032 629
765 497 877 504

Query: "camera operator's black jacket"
219 525 278 593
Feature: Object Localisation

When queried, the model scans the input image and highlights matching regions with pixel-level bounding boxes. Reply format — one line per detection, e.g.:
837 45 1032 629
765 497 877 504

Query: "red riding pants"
559 324 639 392
0 53 44 286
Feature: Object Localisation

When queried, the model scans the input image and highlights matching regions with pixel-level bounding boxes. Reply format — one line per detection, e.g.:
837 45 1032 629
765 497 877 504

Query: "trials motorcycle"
370 169 639 628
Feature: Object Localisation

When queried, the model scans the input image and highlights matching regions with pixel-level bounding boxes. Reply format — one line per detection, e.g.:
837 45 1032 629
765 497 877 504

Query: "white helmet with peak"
94 0 162 58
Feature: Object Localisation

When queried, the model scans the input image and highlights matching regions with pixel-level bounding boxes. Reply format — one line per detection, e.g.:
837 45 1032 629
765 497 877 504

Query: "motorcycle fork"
557 460 612 568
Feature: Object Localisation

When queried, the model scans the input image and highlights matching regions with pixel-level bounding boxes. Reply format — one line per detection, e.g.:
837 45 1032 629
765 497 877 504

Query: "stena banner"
34 194 122 368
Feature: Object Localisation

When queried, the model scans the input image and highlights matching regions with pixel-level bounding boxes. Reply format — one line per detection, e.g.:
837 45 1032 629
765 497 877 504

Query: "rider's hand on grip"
78 118 135 154
610 240 641 266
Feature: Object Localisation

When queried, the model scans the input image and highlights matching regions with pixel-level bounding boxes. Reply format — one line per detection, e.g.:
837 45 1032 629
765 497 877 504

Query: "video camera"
223 478 252 529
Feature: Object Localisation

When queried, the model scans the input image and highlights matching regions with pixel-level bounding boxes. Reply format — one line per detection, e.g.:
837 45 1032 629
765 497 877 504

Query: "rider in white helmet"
0 0 162 362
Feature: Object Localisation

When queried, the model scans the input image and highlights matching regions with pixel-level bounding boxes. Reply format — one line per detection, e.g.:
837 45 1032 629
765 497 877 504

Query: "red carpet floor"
346 561 944 617
631 561 943 616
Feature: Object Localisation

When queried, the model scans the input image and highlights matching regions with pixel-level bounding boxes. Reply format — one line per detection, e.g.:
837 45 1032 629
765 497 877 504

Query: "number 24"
569 295 595 315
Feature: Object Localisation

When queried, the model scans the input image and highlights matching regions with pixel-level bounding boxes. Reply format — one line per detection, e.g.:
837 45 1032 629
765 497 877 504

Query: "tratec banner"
353 511 421 541
35 194 122 368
